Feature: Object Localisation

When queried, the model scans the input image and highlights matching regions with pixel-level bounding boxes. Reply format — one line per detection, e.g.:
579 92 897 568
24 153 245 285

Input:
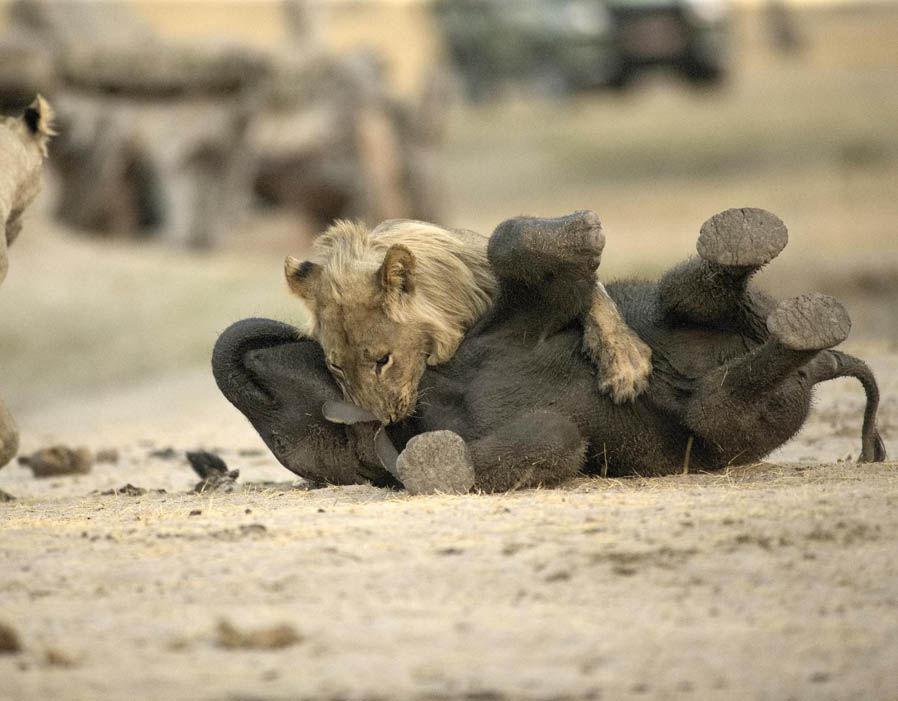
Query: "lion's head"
285 220 494 423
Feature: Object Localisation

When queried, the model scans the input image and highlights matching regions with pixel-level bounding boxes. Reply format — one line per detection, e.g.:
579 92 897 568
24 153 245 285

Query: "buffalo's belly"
418 330 593 436
416 329 691 475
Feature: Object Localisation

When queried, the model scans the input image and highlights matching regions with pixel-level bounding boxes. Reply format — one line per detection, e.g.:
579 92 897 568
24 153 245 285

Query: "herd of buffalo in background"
0 0 760 249
0 0 445 248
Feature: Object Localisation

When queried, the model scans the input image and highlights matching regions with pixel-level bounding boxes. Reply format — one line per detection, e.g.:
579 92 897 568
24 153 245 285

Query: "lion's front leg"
582 281 652 403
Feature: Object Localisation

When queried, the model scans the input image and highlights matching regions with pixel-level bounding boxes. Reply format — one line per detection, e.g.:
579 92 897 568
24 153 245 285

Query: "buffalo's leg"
487 211 606 337
685 293 851 463
469 410 587 493
659 208 787 337
489 211 652 401
392 410 587 495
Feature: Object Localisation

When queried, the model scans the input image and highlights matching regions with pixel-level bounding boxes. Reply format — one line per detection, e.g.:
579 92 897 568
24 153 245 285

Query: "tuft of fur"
293 219 495 364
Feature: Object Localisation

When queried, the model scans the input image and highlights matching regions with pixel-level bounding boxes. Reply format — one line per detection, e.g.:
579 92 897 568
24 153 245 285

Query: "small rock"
215 619 302 650
44 648 77 667
187 450 229 478
209 523 268 541
100 484 144 496
436 547 463 556
238 448 265 457
95 448 120 464
148 447 178 460
19 446 93 478
0 489 15 502
0 621 22 654
188 451 239 493
189 509 202 516
167 637 190 652
239 524 267 536
545 569 572 582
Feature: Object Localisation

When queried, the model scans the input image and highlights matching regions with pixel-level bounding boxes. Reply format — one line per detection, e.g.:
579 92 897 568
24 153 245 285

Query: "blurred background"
0 0 896 429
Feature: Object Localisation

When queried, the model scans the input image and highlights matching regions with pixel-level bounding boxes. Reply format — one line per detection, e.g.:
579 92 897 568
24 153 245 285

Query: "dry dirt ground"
0 347 896 701
2 4 898 699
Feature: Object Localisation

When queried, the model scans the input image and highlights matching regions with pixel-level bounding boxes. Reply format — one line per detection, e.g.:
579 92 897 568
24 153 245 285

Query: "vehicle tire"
682 54 725 86
607 59 636 91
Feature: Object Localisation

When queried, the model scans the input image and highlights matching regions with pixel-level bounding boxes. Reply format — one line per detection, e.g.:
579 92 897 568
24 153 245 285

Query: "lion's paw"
597 332 653 404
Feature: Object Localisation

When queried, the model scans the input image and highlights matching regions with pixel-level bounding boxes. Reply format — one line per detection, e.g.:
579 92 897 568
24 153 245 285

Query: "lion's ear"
378 244 415 306
24 95 55 157
285 256 322 301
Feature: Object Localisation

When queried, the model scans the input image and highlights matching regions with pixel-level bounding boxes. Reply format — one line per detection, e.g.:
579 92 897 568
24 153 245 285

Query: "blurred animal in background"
0 95 52 284
0 0 442 248
0 95 53 468
251 49 445 234
283 217 652 424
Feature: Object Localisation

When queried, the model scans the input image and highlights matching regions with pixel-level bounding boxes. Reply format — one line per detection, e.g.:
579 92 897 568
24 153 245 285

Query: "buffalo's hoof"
697 208 788 268
767 293 851 351
860 428 887 464
395 431 475 496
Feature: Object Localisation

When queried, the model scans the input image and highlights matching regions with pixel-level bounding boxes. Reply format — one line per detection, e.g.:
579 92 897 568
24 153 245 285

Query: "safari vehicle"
434 0 618 99
608 0 730 87
434 0 730 99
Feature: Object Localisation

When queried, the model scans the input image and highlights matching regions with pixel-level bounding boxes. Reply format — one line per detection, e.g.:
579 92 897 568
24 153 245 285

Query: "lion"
0 94 54 468
1 95 54 285
284 217 652 424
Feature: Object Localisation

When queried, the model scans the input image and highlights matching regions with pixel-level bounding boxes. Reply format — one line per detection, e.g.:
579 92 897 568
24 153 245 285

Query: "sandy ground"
0 346 895 701
2 4 898 699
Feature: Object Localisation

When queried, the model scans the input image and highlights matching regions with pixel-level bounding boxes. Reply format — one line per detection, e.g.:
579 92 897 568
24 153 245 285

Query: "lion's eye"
375 354 391 368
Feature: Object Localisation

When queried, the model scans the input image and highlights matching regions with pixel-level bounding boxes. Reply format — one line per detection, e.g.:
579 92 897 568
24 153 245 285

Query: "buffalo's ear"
378 244 415 306
284 256 322 302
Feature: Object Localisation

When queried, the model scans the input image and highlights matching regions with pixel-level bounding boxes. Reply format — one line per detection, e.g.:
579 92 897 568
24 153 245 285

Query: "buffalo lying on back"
214 208 886 493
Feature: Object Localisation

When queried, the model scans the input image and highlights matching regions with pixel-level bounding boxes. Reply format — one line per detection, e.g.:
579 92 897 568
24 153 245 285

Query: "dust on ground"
0 347 896 701
2 3 898 699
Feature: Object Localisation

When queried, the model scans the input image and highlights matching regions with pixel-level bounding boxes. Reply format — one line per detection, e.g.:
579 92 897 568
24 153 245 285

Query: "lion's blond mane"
302 218 496 364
